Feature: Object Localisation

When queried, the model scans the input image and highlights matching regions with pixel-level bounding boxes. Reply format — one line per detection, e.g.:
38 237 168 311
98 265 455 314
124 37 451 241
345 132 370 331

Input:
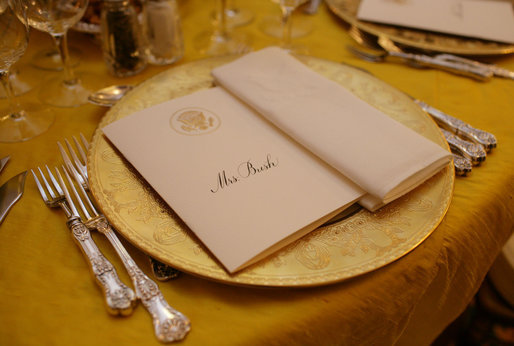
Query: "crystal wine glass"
195 0 251 57
22 0 101 107
0 0 54 142
261 0 312 49
276 0 310 53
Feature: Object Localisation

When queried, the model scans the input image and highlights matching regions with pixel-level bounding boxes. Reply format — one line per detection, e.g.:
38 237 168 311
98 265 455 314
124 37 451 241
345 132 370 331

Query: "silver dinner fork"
61 162 191 343
31 166 136 316
58 135 180 281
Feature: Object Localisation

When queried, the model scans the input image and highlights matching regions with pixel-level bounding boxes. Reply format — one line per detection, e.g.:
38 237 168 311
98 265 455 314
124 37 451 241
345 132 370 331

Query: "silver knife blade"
0 171 27 224
0 156 10 175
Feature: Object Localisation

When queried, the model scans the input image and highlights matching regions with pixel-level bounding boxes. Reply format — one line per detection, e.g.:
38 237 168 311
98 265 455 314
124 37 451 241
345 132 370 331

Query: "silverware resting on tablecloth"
347 25 514 81
57 136 190 342
31 136 190 342
0 156 10 174
0 166 27 224
88 85 134 107
32 166 136 315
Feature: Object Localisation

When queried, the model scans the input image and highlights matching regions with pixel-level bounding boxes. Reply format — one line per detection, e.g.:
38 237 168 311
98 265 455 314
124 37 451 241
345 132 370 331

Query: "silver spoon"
88 84 134 107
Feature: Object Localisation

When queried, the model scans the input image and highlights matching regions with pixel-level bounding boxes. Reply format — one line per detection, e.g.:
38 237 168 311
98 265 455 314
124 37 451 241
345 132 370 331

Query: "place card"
357 0 514 44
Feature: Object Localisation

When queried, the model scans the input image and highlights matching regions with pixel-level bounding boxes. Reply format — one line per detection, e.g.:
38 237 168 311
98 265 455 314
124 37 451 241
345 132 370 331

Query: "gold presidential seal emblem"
170 107 221 135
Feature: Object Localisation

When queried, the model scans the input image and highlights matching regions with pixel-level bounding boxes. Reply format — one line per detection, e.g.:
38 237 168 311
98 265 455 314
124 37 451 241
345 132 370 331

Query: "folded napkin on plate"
212 47 451 211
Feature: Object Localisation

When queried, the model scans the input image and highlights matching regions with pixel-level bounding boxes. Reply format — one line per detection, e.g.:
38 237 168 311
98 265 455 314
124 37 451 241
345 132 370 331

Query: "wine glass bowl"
0 0 54 142
22 0 102 107
262 0 311 53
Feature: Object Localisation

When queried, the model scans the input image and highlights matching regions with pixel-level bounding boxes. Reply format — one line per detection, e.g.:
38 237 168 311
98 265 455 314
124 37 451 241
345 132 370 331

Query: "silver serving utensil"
88 85 134 107
0 171 27 224
0 156 9 174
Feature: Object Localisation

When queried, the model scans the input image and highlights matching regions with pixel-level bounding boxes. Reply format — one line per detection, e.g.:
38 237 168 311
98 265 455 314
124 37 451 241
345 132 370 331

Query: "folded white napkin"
212 47 451 211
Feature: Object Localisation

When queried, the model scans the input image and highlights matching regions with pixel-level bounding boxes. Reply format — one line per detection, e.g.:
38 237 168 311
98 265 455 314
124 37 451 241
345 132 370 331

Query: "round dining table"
1 1 513 345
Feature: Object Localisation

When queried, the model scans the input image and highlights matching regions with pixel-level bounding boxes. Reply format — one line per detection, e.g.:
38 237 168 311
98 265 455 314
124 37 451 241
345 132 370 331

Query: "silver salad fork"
31 166 136 315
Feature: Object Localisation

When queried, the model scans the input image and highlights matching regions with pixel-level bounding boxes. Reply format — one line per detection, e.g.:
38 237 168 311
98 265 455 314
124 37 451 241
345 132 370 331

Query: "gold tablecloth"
1 1 513 345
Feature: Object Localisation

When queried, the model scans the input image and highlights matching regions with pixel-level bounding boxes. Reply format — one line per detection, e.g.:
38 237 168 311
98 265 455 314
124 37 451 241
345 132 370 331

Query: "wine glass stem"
216 0 228 38
52 33 78 86
0 71 22 120
280 6 294 46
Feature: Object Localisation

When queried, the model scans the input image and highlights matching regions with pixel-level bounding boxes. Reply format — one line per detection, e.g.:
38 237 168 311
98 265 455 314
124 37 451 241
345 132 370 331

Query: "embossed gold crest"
170 107 220 135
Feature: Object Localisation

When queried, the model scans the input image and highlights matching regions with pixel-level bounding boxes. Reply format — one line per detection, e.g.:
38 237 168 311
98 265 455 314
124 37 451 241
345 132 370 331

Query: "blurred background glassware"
22 0 103 107
273 0 310 53
30 46 80 71
142 0 184 65
100 0 147 77
260 0 312 41
217 0 254 28
0 0 54 143
194 0 251 57
0 67 32 98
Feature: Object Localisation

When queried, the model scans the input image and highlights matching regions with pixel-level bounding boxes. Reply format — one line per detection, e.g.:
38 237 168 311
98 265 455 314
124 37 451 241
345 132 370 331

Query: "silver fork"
62 163 191 343
58 135 180 281
31 166 136 316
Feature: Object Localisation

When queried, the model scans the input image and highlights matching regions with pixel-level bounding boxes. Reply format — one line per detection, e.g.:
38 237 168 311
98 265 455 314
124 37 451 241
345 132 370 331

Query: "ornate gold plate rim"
326 0 514 56
88 55 454 287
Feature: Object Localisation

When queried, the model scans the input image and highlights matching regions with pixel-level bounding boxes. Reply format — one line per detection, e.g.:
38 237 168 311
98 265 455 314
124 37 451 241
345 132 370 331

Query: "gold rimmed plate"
88 55 454 287
326 0 514 56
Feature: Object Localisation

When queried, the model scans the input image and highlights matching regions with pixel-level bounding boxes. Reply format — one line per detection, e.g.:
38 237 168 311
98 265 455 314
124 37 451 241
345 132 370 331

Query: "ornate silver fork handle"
87 216 191 343
414 99 497 151
67 216 137 315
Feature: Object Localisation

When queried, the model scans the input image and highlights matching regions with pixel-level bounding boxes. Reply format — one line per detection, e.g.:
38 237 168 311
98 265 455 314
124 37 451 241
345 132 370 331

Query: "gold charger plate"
326 0 514 56
89 55 454 287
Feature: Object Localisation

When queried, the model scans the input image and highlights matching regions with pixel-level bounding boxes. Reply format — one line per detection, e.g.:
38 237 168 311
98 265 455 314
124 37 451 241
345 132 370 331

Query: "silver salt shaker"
142 0 184 65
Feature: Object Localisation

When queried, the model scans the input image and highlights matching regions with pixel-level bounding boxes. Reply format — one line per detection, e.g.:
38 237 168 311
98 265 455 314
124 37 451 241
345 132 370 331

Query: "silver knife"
0 156 9 174
0 171 27 224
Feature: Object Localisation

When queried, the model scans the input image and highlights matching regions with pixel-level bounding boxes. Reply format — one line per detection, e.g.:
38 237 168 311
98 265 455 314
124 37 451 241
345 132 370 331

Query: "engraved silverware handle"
435 54 514 80
91 216 191 343
441 129 486 166
452 153 472 176
414 99 497 151
67 217 136 315
389 51 493 81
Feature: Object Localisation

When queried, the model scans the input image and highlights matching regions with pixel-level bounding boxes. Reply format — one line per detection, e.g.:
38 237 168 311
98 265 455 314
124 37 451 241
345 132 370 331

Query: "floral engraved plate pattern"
89 56 454 287
326 0 514 56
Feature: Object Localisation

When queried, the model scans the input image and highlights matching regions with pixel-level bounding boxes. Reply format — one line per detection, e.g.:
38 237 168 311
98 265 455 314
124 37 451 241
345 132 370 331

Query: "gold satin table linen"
0 1 513 345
